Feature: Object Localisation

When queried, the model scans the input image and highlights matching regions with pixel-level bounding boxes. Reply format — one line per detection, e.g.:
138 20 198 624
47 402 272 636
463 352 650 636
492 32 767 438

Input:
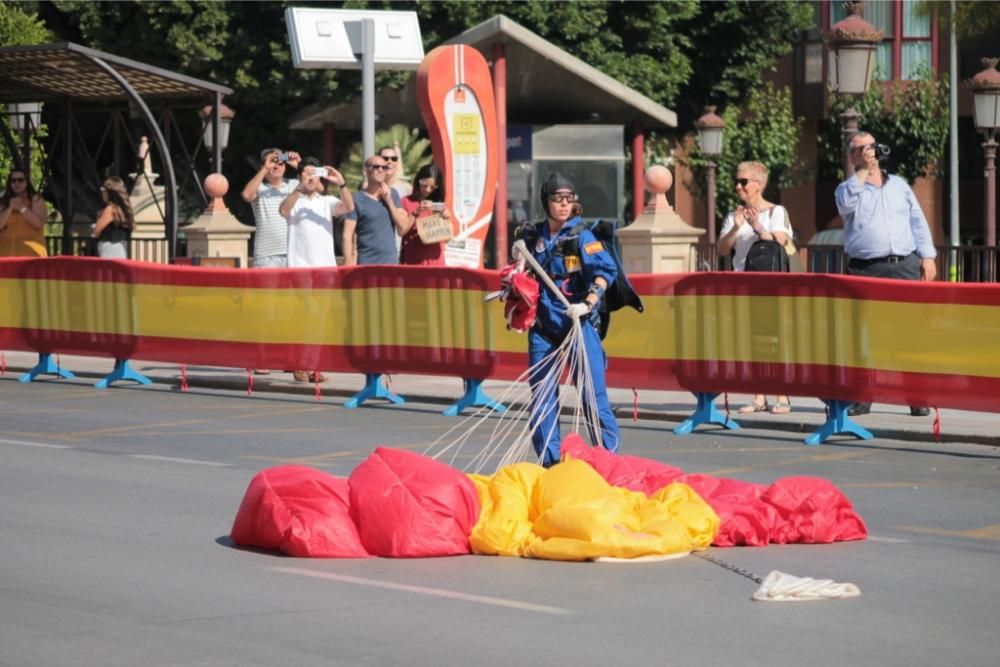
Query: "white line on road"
271 566 573 615
0 437 72 449
869 535 912 544
128 454 231 467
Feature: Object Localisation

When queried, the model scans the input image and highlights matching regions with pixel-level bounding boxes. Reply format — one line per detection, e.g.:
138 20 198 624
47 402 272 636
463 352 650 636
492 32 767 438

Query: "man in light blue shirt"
835 131 936 417
836 132 937 280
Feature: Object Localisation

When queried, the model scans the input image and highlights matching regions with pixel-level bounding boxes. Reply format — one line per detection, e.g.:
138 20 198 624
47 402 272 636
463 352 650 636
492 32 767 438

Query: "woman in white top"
717 161 793 415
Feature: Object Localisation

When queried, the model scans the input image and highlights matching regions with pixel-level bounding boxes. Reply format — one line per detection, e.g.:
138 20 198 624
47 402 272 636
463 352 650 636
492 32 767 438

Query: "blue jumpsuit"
522 217 620 466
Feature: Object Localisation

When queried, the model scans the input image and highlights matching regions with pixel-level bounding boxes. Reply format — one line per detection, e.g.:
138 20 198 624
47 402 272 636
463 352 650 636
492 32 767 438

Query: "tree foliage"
0 3 51 187
18 0 816 224
336 124 432 190
684 83 807 222
819 67 950 183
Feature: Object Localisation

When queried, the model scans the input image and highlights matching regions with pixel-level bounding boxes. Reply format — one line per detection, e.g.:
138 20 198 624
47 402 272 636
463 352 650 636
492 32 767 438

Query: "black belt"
848 253 914 268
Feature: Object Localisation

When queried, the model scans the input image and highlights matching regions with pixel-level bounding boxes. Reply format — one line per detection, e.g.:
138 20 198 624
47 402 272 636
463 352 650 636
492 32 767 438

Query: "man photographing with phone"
835 131 936 418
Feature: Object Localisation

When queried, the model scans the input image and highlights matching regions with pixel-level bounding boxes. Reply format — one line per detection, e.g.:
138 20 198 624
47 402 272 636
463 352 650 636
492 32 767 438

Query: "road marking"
0 437 72 449
868 535 911 544
706 450 865 476
271 566 573 615
128 454 231 467
45 405 330 441
899 523 1000 542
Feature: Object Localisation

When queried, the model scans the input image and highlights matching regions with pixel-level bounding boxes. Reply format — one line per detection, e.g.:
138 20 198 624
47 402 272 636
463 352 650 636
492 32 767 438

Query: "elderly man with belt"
836 131 936 417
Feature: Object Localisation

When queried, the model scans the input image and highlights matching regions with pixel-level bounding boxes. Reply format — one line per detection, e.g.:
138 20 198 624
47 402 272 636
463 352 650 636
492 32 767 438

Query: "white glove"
565 302 592 319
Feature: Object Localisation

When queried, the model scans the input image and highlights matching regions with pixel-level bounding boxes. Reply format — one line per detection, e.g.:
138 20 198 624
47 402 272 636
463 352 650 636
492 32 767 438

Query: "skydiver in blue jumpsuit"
518 172 620 466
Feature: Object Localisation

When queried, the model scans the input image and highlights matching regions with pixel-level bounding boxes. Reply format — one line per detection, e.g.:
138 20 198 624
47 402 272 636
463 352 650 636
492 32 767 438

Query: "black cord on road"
694 551 764 584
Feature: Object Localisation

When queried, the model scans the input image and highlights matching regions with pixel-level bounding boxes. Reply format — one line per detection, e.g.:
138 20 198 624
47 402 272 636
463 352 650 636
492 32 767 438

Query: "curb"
8 365 999 447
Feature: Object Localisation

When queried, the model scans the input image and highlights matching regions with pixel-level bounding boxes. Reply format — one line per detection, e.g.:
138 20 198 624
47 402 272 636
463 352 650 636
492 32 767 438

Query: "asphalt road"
2 376 999 666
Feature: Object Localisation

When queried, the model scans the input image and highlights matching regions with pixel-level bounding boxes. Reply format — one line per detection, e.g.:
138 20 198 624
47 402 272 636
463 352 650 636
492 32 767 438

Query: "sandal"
770 400 792 415
738 400 769 414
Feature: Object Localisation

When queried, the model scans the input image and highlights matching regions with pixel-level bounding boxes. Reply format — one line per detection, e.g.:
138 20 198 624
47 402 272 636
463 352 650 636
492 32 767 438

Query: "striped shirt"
251 178 299 258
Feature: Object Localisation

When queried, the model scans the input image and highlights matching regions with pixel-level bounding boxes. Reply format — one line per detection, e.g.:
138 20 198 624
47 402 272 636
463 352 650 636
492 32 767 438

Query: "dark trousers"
847 252 925 412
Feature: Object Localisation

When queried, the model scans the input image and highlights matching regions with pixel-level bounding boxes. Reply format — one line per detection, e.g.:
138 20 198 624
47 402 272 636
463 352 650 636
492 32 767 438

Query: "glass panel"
532 160 624 220
805 42 823 83
834 0 893 35
903 0 931 37
874 42 893 80
902 41 932 79
866 0 893 35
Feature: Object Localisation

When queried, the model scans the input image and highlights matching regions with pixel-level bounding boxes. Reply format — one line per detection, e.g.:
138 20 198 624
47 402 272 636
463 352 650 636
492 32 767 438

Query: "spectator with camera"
342 154 409 266
836 131 936 418
717 160 794 415
278 159 354 384
399 164 450 266
241 148 301 268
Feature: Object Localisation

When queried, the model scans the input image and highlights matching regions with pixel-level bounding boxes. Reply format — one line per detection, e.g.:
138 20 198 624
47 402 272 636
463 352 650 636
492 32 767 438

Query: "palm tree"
337 124 432 190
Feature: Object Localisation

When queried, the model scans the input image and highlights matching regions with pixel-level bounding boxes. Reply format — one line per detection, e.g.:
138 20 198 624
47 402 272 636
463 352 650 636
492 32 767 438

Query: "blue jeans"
528 323 620 466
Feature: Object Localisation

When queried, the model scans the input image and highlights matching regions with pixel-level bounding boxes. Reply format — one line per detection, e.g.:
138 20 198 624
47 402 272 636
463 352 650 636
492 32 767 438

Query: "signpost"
285 8 423 158
417 45 499 268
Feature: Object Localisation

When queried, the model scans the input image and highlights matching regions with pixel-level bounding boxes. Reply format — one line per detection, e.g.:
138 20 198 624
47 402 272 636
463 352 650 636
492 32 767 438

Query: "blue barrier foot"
18 353 75 383
805 399 874 445
673 392 741 435
443 378 508 417
344 373 406 409
94 359 152 389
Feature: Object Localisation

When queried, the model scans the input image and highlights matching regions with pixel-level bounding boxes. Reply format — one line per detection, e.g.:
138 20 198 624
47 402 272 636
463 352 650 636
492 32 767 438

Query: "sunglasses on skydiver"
547 193 576 204
380 155 399 162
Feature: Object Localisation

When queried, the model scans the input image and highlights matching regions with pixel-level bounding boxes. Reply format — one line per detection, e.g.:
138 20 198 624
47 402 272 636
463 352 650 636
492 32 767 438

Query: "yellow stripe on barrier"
3 277 1000 381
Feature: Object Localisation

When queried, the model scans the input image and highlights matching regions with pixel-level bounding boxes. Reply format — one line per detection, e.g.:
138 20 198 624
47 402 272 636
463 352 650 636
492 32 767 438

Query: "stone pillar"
184 173 254 268
616 165 705 274
127 136 169 262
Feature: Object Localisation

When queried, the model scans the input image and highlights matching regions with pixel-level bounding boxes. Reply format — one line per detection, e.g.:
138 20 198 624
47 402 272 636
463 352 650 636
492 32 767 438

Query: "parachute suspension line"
424 336 571 472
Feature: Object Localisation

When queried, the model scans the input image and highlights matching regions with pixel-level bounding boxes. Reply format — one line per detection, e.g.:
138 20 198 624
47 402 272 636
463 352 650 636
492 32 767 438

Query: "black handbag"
744 239 790 272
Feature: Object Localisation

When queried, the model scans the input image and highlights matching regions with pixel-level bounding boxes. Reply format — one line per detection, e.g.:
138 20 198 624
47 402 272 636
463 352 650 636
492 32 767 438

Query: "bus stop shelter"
0 42 233 260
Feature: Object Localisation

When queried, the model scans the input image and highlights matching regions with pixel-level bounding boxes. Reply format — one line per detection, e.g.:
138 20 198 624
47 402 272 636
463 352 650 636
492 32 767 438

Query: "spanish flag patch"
583 241 604 255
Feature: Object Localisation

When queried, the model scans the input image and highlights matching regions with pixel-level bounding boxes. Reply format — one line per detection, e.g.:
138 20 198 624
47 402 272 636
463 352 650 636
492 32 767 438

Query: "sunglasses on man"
367 164 390 171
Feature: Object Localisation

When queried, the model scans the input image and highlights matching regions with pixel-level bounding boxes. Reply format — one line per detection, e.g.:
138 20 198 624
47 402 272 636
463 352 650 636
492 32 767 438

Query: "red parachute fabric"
561 436 867 547
501 270 539 333
230 465 370 558
348 447 480 557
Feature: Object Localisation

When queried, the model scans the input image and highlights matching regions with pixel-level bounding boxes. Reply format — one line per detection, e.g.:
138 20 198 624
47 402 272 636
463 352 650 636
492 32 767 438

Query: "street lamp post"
199 102 235 174
8 102 42 171
825 1 882 178
969 58 1000 249
695 106 725 248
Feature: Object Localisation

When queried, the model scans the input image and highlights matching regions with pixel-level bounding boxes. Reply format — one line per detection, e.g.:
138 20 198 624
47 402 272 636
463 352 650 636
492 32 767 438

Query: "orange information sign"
417 45 498 268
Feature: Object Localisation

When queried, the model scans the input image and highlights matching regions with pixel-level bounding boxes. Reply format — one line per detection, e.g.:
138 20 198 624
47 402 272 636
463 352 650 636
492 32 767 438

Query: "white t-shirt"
719 205 792 272
286 193 342 268
251 178 299 258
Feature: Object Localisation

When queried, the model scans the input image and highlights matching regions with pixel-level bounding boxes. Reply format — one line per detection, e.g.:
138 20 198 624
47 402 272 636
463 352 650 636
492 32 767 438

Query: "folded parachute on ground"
349 447 480 557
230 465 370 558
468 457 719 561
561 436 868 547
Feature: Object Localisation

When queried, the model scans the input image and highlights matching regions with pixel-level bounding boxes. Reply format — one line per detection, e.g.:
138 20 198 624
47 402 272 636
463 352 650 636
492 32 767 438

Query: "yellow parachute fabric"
468 458 719 561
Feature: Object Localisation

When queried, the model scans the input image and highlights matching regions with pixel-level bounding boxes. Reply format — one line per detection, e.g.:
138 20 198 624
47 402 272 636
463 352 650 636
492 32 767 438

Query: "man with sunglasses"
378 145 411 200
836 131 936 418
515 171 620 466
342 155 409 265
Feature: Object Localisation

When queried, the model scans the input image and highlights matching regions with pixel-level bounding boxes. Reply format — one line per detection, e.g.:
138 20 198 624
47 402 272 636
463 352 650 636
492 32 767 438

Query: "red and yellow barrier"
1 258 998 412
